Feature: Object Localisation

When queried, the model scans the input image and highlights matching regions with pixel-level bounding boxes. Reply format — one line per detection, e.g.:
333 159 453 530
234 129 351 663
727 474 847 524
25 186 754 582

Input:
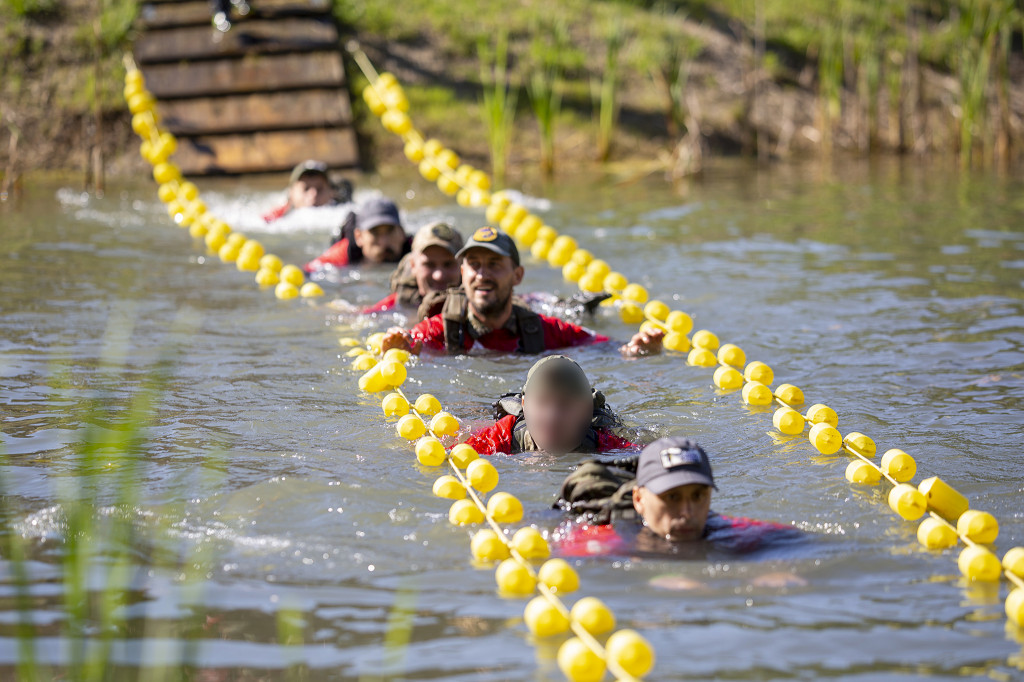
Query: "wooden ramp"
134 0 359 175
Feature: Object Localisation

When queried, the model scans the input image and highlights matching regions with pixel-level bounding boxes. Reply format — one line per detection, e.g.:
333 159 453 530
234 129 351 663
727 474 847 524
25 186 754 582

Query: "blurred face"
411 245 460 296
461 248 523 318
288 173 332 209
355 223 406 263
632 483 712 542
521 391 594 453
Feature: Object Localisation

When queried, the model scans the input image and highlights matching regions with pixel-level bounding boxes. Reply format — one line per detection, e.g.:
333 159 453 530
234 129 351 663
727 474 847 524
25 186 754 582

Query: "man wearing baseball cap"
381 227 664 356
465 355 638 455
303 197 412 273
263 160 351 223
553 437 800 557
362 221 465 318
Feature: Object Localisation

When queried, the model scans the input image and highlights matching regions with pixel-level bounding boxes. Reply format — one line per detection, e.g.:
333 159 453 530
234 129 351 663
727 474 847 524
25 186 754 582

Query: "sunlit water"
1 158 1023 680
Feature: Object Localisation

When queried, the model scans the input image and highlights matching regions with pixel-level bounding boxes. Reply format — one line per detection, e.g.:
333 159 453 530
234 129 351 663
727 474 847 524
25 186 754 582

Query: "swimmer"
380 227 665 356
263 160 350 223
552 437 802 558
363 221 464 319
465 355 639 455
304 197 412 274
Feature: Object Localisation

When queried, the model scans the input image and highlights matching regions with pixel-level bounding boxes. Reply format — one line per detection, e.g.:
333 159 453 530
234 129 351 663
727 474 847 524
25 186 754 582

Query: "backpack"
441 288 545 355
553 457 640 524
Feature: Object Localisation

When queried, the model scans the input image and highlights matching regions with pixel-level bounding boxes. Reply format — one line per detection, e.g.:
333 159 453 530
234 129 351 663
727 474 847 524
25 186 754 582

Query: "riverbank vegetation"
1 0 1022 186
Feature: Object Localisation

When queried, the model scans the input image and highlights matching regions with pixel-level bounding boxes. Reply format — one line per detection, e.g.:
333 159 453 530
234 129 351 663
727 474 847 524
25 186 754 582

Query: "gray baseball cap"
289 159 329 185
636 437 717 494
357 198 403 232
455 226 520 266
412 221 464 255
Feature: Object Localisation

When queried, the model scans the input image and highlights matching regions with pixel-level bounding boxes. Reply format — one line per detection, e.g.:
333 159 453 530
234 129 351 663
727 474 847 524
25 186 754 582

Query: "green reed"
594 24 624 162
527 18 569 177
0 310 224 681
479 30 518 186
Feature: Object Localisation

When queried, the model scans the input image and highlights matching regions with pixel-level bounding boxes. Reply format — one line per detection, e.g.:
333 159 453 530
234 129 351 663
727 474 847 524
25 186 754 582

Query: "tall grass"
953 0 1013 169
479 30 517 186
594 24 625 162
527 18 569 177
0 312 233 681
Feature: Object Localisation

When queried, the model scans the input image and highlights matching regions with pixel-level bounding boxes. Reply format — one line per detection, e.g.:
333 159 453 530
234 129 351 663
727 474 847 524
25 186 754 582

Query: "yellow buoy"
495 558 536 596
958 546 1001 582
432 474 465 500
742 381 773 406
557 637 605 682
510 527 549 560
842 432 876 458
879 449 916 483
772 406 805 435
743 361 774 385
414 394 442 416
467 458 499 492
717 343 746 367
449 443 479 468
888 483 927 521
449 499 485 525
471 529 510 563
382 392 410 417
570 596 615 635
956 510 999 545
487 492 524 524
430 411 460 438
918 476 969 523
691 329 720 351
808 423 842 455
524 596 570 637
805 403 838 427
537 558 579 594
916 517 958 550
844 460 881 484
774 383 805 405
605 629 656 678
415 436 447 466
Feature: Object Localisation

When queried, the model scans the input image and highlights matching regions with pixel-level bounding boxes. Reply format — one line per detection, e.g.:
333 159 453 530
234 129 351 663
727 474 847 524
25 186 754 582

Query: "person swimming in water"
304 197 412 275
381 227 664 356
262 160 351 223
464 355 639 456
362 221 464 319
552 437 801 559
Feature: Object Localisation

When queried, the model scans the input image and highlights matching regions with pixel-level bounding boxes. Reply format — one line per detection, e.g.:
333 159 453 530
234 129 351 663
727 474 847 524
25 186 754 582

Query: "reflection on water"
1 157 1022 679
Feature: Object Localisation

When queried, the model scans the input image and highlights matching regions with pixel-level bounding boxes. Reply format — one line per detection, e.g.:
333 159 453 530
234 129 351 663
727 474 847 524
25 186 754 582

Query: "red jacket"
409 313 608 353
465 415 638 455
363 292 398 314
262 203 290 223
304 237 354 272
554 514 799 557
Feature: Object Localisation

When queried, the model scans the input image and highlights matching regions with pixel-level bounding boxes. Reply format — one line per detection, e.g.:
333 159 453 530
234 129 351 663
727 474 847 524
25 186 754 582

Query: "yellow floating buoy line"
346 44 1024 632
121 55 325 302
121 42 1023 680
345 335 654 681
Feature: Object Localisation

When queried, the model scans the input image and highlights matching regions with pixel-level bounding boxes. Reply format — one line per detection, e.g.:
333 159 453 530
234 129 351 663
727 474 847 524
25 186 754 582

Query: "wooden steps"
133 0 359 175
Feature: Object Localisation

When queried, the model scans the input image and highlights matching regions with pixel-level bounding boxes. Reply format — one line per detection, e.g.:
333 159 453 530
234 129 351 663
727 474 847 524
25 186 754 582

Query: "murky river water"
1 158 1022 680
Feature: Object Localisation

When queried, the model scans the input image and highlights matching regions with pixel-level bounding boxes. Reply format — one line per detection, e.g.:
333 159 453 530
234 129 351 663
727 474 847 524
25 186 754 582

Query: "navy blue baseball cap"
636 437 716 494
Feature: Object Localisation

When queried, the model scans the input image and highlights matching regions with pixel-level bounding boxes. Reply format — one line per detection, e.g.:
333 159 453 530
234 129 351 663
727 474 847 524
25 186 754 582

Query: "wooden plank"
173 128 360 174
135 17 338 64
156 89 351 135
142 52 345 98
138 0 332 29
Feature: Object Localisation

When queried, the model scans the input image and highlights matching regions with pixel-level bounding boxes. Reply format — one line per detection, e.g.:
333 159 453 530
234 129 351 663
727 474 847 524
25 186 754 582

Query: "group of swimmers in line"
265 162 802 564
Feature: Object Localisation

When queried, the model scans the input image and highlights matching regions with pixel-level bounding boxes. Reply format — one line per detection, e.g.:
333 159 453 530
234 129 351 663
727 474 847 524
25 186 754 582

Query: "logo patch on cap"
473 226 498 242
432 223 455 241
661 446 701 469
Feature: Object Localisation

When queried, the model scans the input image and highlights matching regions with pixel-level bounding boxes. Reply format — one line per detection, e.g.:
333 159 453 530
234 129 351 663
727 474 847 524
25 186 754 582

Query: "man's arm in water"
381 317 665 357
